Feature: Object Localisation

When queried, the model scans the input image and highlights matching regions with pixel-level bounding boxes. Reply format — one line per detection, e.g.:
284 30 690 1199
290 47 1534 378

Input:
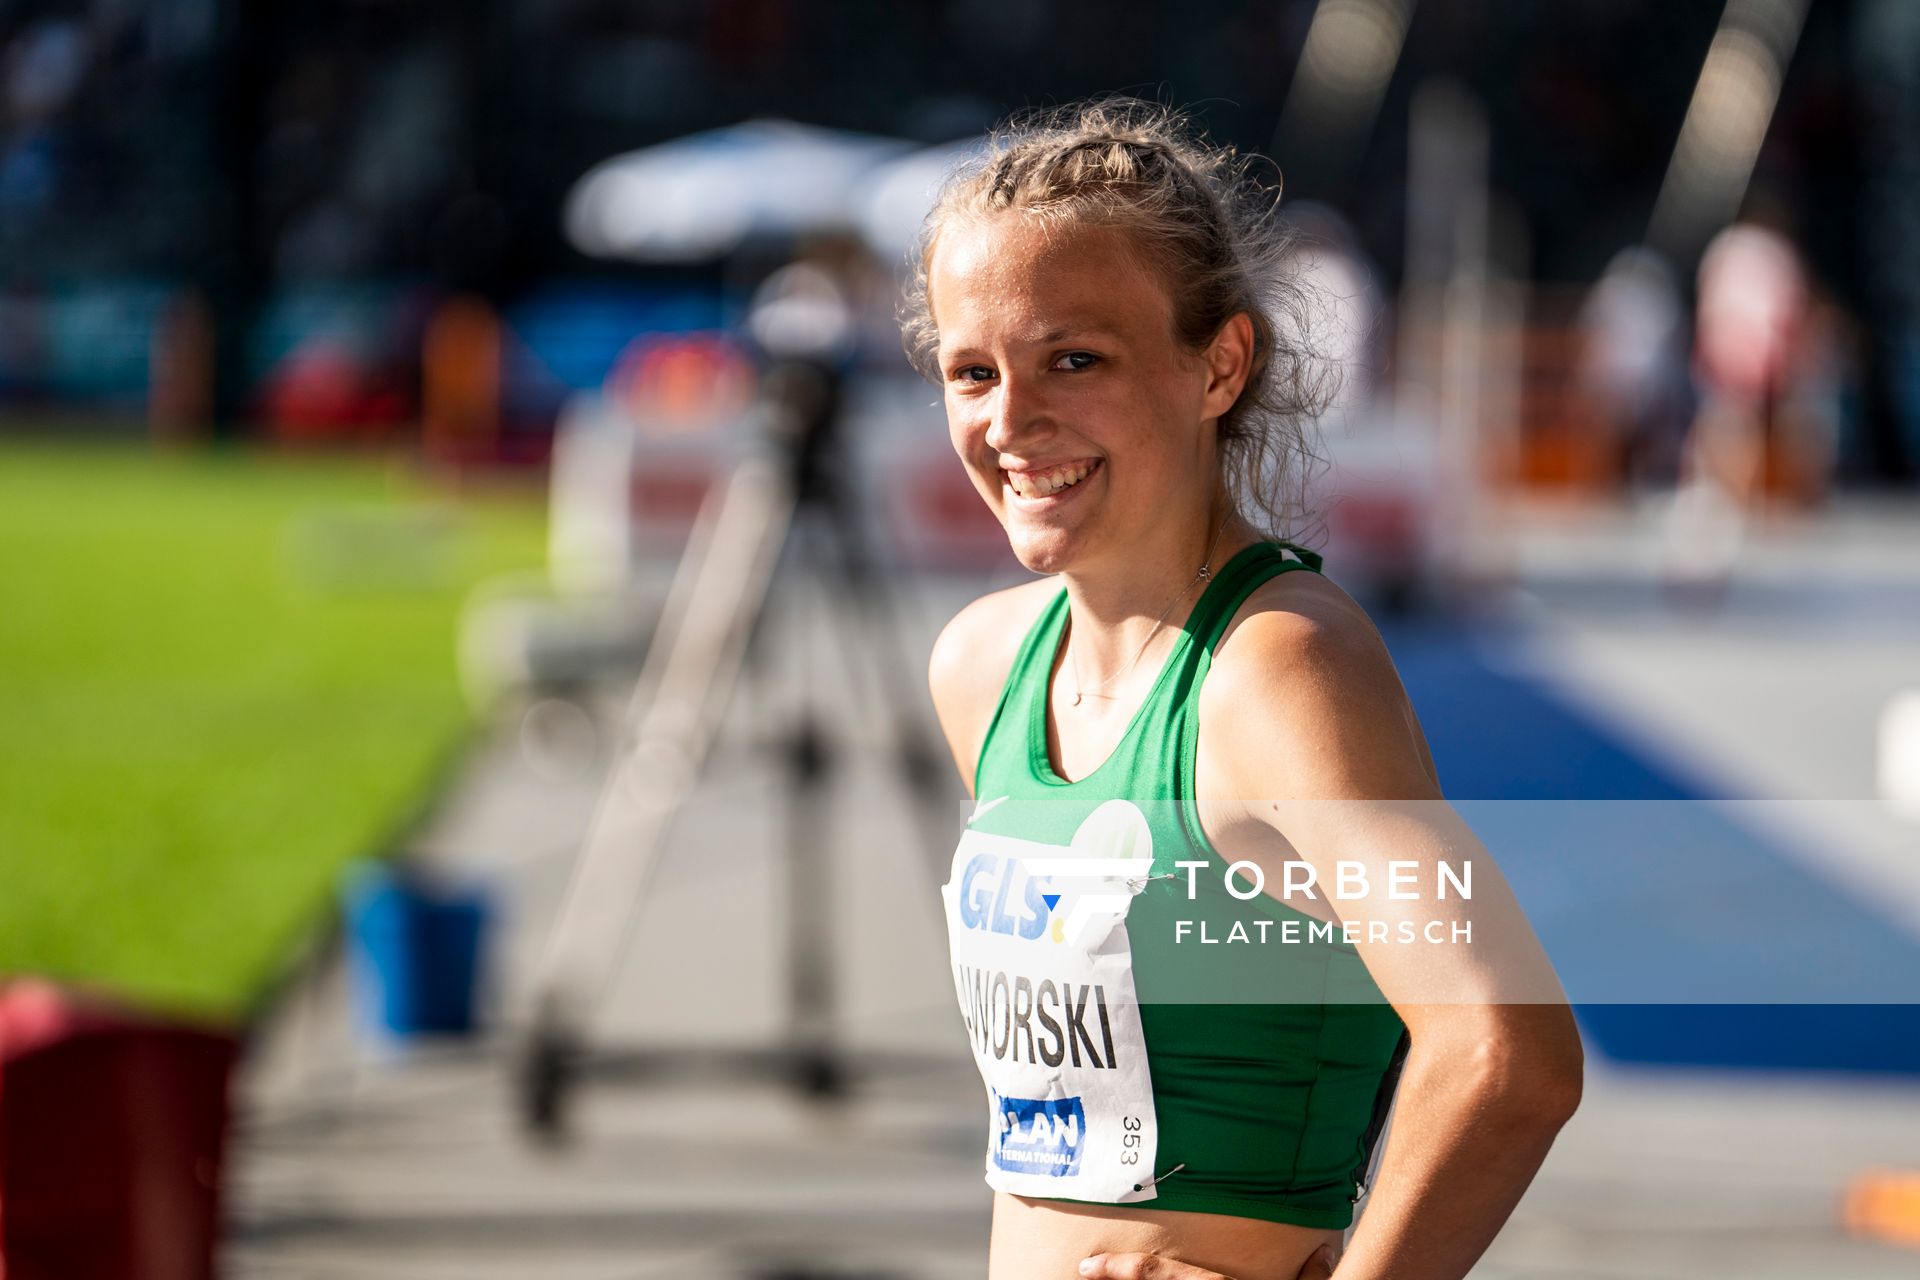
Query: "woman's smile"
1003 456 1104 505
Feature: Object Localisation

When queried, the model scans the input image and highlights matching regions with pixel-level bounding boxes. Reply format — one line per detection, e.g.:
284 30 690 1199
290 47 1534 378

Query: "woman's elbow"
1463 1015 1585 1128
1524 1046 1584 1127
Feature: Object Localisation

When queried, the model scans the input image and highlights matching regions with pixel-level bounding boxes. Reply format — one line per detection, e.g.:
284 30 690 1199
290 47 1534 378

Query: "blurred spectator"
1578 246 1691 490
1662 221 1849 597
1686 222 1833 511
0 19 85 218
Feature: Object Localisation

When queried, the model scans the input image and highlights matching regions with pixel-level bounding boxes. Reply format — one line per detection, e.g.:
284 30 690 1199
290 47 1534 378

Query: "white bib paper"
940 798 1163 1202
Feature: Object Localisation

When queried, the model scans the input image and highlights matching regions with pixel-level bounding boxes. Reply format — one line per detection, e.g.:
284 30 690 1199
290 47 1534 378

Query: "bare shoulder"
1218 564 1383 670
927 576 1061 798
1202 567 1441 799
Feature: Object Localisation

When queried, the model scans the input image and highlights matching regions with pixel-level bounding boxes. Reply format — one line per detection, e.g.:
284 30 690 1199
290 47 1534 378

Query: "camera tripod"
515 352 962 1137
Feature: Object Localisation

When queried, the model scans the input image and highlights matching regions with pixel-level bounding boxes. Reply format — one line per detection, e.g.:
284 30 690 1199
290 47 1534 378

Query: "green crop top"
939 540 1409 1229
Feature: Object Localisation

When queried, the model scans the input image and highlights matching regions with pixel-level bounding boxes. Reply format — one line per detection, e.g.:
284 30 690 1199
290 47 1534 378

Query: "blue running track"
1381 615 1920 1076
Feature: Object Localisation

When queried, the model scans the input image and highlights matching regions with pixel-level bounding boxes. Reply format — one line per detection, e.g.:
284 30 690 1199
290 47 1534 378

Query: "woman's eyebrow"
940 326 1126 362
1032 324 1123 344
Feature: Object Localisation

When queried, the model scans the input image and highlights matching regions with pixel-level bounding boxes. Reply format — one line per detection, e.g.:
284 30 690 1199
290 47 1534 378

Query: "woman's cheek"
959 449 1003 509
952 428 999 499
946 395 984 446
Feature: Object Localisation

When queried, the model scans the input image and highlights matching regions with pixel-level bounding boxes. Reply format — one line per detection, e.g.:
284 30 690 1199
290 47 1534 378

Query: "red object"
629 462 717 528
1329 488 1420 554
0 981 236 1280
606 332 755 433
259 338 410 443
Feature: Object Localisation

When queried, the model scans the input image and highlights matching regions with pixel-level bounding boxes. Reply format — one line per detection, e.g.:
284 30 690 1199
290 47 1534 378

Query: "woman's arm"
1081 1008 1579 1280
1334 1002 1581 1280
1220 592 1583 1280
1084 582 1582 1280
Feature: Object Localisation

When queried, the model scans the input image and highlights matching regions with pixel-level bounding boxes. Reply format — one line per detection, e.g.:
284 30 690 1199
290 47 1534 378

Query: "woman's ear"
1201 312 1256 420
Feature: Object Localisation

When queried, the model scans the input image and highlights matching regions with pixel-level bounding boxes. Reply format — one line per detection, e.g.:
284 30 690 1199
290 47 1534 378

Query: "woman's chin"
1004 523 1083 575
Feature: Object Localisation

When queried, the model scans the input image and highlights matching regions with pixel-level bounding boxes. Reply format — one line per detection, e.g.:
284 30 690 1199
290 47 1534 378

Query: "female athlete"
905 99 1583 1280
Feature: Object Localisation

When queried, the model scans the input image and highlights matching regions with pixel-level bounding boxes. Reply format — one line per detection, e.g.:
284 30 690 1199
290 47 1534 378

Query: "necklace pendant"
1071 691 1083 707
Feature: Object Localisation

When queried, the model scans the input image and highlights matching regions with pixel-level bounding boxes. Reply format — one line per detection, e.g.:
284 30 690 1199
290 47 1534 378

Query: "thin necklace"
1065 514 1231 708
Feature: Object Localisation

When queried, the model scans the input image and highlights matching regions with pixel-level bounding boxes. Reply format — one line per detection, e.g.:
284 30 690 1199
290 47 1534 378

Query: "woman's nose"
983 377 1045 452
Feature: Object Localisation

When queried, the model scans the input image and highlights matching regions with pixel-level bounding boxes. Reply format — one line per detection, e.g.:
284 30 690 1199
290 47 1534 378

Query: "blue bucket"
342 861 492 1038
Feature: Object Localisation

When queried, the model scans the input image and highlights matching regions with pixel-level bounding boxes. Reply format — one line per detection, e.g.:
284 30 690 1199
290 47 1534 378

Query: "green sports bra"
939 540 1409 1229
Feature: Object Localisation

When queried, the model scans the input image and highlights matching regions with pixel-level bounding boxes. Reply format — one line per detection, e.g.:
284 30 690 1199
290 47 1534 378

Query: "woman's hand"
1078 1243 1339 1279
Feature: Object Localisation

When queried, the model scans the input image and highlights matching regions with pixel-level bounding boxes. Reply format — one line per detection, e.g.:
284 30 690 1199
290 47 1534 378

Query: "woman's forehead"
928 215 1169 341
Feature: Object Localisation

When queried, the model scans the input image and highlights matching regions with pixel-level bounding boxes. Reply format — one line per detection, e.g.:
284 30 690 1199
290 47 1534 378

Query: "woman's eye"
951 365 995 384
1054 352 1100 372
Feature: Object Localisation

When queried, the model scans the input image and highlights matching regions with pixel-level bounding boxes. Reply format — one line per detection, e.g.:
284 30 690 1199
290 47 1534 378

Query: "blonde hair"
898 97 1334 539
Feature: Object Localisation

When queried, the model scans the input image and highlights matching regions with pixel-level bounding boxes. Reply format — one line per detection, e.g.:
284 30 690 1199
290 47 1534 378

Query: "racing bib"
940 798 1163 1202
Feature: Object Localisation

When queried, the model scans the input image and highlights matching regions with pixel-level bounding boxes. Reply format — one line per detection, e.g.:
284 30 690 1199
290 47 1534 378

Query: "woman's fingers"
1078 1253 1234 1279
1294 1243 1340 1279
1077 1241 1340 1279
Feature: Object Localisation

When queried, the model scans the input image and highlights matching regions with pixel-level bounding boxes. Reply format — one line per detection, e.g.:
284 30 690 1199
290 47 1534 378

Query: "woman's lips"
1002 457 1103 502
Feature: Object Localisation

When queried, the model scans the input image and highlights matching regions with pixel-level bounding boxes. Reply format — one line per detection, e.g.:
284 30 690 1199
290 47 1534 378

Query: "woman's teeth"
1005 460 1097 499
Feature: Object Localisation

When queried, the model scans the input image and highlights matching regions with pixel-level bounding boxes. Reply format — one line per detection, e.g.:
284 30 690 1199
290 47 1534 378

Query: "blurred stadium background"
3 0 1920 1277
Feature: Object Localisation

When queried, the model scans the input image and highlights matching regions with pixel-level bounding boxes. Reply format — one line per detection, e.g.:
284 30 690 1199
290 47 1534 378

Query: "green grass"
0 440 547 1022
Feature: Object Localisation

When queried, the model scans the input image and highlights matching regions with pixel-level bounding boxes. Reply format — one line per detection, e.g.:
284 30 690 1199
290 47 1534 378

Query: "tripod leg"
783 705 842 1096
753 515 846 1099
813 476 966 879
519 444 798 1137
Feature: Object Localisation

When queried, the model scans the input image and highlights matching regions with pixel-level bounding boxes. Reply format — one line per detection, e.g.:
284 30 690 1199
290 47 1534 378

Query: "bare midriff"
988 1193 1341 1280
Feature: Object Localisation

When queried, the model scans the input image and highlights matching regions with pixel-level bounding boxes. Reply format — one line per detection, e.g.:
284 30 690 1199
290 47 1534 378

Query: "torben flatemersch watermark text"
1170 858 1473 946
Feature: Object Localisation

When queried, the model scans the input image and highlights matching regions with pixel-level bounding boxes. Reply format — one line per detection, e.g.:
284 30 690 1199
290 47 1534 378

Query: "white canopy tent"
562 118 913 263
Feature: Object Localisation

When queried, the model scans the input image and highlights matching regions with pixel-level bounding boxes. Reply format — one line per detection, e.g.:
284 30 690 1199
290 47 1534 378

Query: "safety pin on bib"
1132 1161 1188 1193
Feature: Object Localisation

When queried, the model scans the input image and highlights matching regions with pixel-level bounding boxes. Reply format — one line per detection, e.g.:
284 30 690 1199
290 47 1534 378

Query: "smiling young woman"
902 99 1582 1280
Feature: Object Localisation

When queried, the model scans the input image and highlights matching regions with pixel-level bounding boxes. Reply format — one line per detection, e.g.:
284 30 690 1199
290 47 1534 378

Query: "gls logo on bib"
956 798 1157 945
992 1089 1086 1176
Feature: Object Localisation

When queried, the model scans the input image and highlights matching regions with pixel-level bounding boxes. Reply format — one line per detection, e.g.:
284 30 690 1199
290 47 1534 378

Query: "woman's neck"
1055 504 1263 684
